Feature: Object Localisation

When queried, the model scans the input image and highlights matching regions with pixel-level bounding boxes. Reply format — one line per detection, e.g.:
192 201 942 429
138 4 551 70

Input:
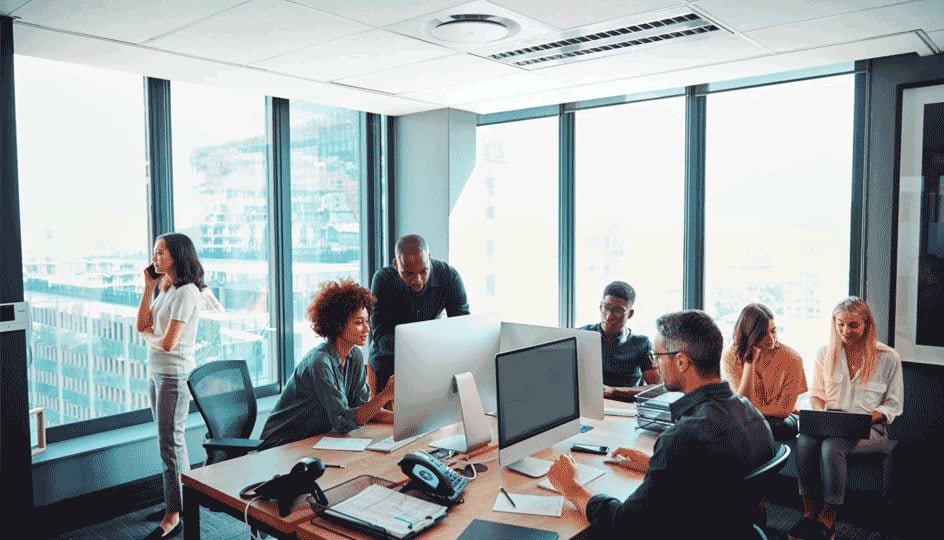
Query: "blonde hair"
825 296 889 385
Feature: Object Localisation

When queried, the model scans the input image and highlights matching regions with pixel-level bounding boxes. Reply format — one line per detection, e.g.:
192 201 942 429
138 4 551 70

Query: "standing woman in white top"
136 233 206 540
789 297 903 540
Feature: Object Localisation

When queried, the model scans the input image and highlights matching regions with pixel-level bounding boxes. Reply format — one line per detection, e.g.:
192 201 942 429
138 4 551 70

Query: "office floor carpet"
52 500 899 540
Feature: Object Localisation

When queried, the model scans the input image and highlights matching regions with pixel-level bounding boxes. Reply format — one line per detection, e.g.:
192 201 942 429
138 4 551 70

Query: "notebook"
799 409 872 439
457 518 559 540
321 484 446 539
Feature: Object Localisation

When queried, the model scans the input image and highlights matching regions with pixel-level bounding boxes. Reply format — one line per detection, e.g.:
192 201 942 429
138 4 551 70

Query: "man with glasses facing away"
579 281 661 401
549 309 777 539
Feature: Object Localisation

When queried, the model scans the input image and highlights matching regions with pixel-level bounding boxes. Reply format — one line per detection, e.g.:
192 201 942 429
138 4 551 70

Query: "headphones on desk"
240 457 328 516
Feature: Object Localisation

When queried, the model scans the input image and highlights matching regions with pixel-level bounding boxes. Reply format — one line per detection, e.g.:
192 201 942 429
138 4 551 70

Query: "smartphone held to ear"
146 264 163 279
571 443 608 455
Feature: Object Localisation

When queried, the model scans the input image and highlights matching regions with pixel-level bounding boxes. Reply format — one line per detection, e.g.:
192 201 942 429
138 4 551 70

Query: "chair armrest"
204 437 264 452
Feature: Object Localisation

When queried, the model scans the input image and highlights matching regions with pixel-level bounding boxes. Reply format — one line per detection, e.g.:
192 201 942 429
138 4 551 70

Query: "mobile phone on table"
571 443 608 455
146 264 163 279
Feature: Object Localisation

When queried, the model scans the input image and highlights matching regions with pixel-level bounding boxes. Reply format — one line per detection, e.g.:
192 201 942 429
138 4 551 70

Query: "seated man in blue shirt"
368 234 469 393
549 309 777 538
259 279 394 449
579 280 660 401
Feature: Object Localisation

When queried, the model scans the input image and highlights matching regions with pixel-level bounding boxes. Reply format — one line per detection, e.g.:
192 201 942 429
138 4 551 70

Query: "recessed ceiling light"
426 14 520 44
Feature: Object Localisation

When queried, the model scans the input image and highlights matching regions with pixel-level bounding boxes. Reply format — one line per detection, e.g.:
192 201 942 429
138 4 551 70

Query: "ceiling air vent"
482 11 726 69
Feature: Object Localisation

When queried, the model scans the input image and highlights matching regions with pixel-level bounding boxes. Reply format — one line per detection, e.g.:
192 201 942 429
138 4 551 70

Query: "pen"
500 486 517 508
324 463 345 469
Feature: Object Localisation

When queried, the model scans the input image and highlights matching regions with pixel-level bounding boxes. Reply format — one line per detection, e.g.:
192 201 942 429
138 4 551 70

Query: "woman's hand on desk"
606 447 650 473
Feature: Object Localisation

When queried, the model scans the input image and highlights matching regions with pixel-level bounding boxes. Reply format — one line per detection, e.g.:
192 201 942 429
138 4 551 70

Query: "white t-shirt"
148 283 201 375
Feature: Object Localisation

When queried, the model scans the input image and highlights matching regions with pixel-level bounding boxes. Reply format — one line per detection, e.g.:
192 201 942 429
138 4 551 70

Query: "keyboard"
538 463 605 492
604 406 637 417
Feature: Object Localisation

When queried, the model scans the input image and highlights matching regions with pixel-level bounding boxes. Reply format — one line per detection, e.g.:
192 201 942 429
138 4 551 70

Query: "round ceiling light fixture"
427 14 520 44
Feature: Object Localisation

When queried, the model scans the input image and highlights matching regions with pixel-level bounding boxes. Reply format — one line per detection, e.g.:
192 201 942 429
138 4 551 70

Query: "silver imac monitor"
499 322 604 421
393 313 501 452
497 337 581 477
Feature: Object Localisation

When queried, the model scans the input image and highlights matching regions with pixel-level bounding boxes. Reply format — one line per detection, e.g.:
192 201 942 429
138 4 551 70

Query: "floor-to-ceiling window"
574 98 686 338
16 56 148 428
170 82 275 386
450 117 560 326
289 101 363 363
704 75 855 374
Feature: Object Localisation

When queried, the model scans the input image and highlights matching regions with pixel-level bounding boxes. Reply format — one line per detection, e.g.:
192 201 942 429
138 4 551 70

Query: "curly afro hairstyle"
307 279 376 340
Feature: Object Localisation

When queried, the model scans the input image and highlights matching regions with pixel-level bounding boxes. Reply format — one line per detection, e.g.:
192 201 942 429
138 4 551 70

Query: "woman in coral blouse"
722 303 808 441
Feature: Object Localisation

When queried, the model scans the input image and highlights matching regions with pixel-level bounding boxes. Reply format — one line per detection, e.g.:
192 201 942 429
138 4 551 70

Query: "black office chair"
742 443 792 540
188 359 264 466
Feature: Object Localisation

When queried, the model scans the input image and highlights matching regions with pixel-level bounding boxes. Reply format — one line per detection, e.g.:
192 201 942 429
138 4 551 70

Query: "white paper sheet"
538 463 605 492
367 434 425 452
313 437 372 451
492 492 564 517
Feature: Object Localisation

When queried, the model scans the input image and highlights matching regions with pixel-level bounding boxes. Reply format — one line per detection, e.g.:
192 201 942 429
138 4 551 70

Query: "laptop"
799 409 872 439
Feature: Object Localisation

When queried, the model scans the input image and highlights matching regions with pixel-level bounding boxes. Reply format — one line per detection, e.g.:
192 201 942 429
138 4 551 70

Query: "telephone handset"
397 450 468 506
240 457 328 517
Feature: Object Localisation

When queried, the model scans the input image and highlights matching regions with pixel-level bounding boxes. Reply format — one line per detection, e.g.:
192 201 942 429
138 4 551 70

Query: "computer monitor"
499 322 604 421
393 313 501 452
497 337 581 477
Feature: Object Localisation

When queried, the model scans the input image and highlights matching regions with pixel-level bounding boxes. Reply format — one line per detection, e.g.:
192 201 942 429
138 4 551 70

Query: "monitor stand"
506 456 553 478
428 371 492 453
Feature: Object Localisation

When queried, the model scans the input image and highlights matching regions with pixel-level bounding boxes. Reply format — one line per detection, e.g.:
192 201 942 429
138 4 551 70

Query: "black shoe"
143 522 181 540
144 509 165 522
787 517 816 539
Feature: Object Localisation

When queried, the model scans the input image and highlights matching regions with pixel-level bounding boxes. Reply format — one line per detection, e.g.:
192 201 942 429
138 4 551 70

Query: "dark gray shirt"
259 342 370 449
586 382 776 538
579 323 653 387
368 258 469 372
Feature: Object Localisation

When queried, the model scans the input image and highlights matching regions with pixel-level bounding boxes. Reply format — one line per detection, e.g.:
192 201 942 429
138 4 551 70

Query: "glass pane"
171 82 274 385
450 118 559 326
17 56 148 428
704 75 854 376
288 101 363 363
575 98 685 338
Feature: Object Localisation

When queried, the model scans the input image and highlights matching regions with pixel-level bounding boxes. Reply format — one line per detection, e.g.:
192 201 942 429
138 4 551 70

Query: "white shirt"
148 283 201 375
810 344 904 424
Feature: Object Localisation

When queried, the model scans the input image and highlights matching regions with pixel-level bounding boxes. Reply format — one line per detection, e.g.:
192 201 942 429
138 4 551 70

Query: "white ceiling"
2 0 943 116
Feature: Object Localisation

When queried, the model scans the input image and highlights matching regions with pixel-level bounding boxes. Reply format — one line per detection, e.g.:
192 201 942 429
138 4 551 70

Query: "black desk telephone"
397 450 468 506
240 457 328 517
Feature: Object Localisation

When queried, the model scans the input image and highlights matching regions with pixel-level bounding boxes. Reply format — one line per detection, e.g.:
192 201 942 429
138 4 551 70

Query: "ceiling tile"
147 0 370 64
746 0 944 52
490 0 681 30
13 23 242 82
336 53 521 94
400 71 570 105
255 30 454 81
536 33 767 85
462 31 926 114
694 0 911 32
292 0 469 27
927 28 944 52
1 0 31 16
7 0 244 43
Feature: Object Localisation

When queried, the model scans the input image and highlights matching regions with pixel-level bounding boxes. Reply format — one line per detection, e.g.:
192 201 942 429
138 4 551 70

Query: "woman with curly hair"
789 297 903 540
260 279 395 449
722 303 807 441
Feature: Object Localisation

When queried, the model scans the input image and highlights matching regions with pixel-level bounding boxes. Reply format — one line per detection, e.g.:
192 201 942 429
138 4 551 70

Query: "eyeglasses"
648 350 680 363
599 304 628 316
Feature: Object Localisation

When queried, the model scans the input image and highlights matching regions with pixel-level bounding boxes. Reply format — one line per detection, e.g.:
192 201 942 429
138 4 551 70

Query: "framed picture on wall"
894 79 944 366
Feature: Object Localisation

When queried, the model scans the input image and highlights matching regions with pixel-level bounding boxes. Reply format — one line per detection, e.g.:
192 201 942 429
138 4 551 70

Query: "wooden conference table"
181 400 657 540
